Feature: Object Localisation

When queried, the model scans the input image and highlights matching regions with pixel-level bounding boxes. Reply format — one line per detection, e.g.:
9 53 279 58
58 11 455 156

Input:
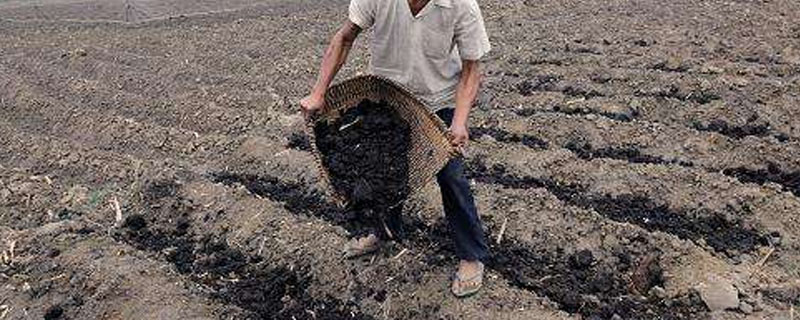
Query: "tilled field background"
1 0 799 319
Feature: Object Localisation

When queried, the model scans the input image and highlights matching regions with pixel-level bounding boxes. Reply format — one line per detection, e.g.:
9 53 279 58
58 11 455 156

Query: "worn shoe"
343 234 380 259
451 261 484 298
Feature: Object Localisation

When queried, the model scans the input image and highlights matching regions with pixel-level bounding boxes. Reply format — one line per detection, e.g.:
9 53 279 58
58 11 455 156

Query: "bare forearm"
453 61 481 128
300 22 360 116
310 25 359 99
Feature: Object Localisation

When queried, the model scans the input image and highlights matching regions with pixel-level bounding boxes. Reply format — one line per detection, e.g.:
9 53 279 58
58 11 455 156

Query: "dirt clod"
569 249 595 269
286 132 312 151
43 305 63 320
697 276 740 312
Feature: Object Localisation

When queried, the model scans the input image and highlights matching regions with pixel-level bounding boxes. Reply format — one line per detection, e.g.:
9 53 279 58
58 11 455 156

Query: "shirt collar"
433 0 452 8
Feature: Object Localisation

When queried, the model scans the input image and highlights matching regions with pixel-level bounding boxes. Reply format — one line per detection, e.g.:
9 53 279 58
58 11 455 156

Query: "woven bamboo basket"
305 75 459 206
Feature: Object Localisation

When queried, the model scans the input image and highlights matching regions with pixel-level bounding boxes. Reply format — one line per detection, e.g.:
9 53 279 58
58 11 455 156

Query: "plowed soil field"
1 0 799 319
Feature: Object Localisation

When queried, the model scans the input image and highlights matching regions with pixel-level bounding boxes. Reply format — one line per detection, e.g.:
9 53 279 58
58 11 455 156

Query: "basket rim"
319 74 453 134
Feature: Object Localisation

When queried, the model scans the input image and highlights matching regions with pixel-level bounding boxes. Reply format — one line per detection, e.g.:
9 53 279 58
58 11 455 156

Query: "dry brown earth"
1 0 799 319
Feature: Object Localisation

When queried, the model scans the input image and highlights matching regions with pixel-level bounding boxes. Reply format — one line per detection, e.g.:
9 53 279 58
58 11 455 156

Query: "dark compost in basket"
313 99 412 213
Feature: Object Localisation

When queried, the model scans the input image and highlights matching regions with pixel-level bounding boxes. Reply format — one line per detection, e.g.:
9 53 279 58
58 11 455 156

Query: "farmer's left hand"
450 122 469 150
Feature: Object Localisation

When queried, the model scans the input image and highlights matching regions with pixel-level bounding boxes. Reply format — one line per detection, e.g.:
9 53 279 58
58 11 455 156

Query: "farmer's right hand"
300 94 324 119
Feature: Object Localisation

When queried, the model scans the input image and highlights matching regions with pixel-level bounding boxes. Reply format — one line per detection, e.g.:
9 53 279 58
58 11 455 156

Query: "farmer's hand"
300 94 325 119
450 122 469 152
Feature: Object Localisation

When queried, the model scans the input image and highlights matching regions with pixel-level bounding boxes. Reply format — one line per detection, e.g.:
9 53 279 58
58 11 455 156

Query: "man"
300 0 491 297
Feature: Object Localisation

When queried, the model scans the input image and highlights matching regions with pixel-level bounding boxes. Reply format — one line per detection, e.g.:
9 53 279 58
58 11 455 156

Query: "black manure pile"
313 99 412 214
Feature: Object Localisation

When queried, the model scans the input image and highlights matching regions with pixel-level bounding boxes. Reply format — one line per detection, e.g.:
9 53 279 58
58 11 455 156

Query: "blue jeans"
372 108 489 262
435 108 489 262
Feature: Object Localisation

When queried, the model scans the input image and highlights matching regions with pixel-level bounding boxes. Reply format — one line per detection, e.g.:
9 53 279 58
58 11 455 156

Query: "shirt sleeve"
455 0 491 61
349 0 375 29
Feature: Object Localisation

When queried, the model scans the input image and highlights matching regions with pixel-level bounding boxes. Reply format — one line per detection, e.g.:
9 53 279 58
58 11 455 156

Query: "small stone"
696 276 740 312
60 185 89 206
46 248 61 258
726 76 750 87
739 301 753 314
479 134 497 143
664 56 685 71
700 64 724 74
611 315 623 320
780 46 800 65
602 103 632 117
649 286 668 299
768 231 782 246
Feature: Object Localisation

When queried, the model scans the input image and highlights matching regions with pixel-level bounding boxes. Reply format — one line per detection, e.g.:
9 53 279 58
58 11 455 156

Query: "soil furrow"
0 124 155 229
209 171 711 319
464 156 769 255
722 164 800 198
180 175 566 319
113 186 374 319
470 126 549 149
0 96 241 163
469 141 799 275
474 111 800 192
0 221 244 319
0 45 279 136
563 141 695 168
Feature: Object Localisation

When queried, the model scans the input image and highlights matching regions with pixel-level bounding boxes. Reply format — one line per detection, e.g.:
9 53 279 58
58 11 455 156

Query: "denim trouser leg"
435 108 489 262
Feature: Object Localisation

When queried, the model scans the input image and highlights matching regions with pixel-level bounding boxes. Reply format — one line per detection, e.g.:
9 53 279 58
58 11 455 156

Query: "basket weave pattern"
306 75 458 205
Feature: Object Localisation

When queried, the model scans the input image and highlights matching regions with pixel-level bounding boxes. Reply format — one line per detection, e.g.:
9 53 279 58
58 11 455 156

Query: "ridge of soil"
465 157 772 256
114 180 373 319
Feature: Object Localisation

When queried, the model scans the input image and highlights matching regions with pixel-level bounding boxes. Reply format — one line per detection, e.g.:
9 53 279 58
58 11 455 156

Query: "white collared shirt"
349 0 491 111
